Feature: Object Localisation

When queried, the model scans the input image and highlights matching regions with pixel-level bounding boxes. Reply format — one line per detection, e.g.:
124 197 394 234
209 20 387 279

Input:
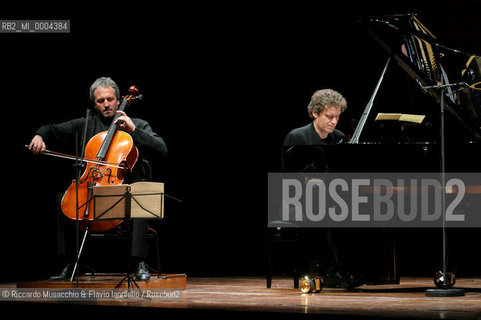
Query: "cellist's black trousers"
55 193 149 264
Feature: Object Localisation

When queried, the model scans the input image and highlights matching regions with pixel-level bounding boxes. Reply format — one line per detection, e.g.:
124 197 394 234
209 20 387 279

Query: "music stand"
92 182 165 292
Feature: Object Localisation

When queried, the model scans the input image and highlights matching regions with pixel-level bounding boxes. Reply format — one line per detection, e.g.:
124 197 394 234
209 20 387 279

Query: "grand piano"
281 14 481 287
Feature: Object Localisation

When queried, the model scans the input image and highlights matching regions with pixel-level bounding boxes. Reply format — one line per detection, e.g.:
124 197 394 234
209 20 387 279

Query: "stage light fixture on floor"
426 271 464 297
433 270 456 288
300 276 323 293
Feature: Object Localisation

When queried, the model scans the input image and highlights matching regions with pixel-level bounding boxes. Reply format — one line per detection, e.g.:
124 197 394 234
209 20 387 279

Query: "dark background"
2 1 481 281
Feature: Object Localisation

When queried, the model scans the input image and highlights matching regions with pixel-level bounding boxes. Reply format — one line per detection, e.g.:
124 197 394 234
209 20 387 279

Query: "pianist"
283 88 363 288
284 89 347 145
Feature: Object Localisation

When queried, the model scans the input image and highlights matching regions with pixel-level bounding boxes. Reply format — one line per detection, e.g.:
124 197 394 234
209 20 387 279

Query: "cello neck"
96 99 128 160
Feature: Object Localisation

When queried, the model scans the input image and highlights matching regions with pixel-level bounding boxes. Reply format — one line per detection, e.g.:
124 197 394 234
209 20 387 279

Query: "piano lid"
354 13 481 143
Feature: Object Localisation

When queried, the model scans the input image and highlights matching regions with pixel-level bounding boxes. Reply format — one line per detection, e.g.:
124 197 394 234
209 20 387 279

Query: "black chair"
87 224 161 275
265 227 306 289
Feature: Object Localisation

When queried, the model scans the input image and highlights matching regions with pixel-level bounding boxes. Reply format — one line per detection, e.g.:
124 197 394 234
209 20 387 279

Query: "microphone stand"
423 81 465 297
71 108 91 287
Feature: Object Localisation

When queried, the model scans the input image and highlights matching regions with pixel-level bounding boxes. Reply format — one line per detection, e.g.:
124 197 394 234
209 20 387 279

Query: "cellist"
28 77 168 281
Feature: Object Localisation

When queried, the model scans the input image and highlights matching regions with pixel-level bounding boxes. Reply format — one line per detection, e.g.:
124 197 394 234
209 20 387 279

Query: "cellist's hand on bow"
114 111 136 133
28 134 46 155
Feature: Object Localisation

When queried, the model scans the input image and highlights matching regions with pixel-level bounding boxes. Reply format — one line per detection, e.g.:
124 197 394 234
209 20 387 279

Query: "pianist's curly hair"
307 89 347 119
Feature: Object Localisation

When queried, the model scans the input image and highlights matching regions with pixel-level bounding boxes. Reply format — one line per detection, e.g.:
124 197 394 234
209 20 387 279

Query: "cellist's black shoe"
49 263 73 281
134 261 150 281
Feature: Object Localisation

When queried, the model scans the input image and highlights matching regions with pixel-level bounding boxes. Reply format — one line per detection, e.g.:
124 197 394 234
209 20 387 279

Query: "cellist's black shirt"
35 113 167 183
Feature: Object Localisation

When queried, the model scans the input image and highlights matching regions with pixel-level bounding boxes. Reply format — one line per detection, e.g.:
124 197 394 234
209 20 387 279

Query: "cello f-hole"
106 167 113 184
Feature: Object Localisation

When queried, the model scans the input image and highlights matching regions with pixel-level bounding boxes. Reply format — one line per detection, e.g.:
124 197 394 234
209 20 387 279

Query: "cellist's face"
93 86 120 118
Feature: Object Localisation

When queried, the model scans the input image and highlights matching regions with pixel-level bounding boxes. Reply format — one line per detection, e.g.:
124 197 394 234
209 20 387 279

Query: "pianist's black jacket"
283 123 345 146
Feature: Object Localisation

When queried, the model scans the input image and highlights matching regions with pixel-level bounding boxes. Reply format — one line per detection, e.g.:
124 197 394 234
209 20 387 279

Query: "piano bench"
265 229 307 289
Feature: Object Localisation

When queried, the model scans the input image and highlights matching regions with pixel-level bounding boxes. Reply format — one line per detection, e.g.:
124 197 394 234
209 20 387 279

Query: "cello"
60 86 141 232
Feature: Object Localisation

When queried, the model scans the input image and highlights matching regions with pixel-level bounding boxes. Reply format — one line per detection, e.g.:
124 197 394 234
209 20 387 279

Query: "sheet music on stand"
90 182 165 293
92 182 165 221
